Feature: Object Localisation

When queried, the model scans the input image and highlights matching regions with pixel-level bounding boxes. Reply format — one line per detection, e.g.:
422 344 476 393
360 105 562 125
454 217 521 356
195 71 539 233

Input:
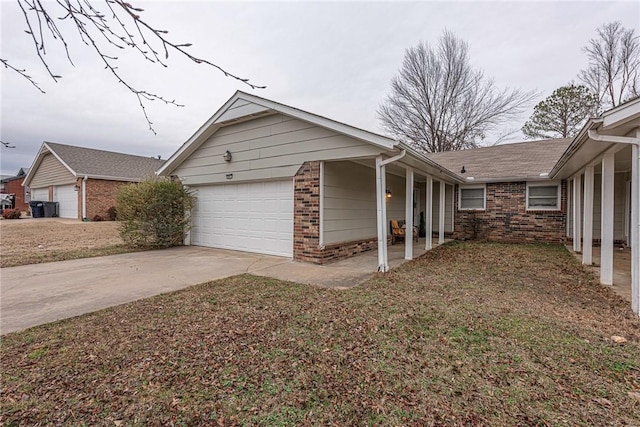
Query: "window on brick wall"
458 185 486 210
526 182 560 210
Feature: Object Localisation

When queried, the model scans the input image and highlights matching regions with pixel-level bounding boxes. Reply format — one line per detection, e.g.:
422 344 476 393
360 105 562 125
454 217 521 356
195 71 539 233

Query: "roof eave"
398 142 464 183
158 91 398 176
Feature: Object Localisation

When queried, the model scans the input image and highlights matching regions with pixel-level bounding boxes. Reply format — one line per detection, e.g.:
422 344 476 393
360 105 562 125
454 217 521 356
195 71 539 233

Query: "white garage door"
191 180 293 257
53 184 78 218
31 188 49 201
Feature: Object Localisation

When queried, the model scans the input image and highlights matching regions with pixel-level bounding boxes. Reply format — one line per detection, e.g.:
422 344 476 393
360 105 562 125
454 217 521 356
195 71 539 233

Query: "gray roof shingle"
45 142 165 180
427 138 573 181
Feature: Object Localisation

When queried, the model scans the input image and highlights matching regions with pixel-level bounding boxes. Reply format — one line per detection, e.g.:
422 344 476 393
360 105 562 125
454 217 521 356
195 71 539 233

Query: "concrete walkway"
1 239 437 335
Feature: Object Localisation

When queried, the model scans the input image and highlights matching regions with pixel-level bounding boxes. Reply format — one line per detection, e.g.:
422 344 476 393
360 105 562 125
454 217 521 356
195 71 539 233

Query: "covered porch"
554 98 640 316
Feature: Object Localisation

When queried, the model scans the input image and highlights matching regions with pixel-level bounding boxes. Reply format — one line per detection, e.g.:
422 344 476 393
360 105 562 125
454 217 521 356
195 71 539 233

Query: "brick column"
293 162 322 262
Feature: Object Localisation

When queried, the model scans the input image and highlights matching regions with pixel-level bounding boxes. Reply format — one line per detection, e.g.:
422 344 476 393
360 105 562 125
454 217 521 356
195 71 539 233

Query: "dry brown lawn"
0 218 136 267
1 242 639 425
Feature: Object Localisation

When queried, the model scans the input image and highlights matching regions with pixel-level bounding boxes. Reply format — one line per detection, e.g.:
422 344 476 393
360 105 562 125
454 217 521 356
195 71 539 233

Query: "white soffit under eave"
158 91 397 176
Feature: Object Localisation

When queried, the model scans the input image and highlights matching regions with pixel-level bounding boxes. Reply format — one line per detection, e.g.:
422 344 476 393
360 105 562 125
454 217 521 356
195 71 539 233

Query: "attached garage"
158 91 461 266
23 142 165 220
53 184 78 218
190 180 294 257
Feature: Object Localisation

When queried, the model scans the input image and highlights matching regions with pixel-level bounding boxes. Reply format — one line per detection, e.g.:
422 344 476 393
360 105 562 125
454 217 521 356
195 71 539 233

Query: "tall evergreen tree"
522 84 598 139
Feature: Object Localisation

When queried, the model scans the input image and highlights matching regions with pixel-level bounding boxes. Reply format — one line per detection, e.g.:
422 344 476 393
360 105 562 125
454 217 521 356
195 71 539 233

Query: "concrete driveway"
0 246 377 334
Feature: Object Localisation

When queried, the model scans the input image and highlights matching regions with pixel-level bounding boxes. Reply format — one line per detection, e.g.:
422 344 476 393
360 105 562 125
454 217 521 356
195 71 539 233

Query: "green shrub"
116 178 196 249
2 208 21 219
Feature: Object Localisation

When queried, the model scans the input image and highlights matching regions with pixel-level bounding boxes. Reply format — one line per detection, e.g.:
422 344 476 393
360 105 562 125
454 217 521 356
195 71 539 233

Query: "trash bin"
29 201 44 218
43 201 59 218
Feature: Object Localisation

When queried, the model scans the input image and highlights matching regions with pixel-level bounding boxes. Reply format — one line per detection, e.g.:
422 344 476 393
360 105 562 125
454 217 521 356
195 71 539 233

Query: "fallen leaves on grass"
1 242 639 426
0 220 138 267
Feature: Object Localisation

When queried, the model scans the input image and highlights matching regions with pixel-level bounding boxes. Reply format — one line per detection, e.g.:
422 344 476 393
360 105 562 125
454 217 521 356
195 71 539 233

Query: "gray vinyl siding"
174 113 385 186
385 173 407 234
29 154 75 188
432 183 453 232
322 161 418 244
568 172 628 242
323 161 377 244
592 172 627 242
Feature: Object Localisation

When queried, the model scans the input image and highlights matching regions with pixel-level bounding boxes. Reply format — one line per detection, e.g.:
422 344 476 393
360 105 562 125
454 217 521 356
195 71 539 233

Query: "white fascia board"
251 94 396 150
158 91 398 176
22 142 77 187
549 118 602 178
602 98 640 129
398 143 464 183
157 94 243 176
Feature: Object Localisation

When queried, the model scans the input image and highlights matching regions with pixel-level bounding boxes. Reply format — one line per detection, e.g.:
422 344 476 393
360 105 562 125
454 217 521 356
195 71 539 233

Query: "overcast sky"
1 1 639 176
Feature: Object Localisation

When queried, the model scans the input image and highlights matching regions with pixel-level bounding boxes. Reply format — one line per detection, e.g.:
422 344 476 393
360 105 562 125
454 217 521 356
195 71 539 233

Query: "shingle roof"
45 142 165 180
427 138 573 181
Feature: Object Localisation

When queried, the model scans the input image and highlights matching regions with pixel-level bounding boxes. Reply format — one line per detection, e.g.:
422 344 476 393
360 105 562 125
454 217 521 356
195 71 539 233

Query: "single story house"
1 168 30 212
23 142 165 220
158 91 640 316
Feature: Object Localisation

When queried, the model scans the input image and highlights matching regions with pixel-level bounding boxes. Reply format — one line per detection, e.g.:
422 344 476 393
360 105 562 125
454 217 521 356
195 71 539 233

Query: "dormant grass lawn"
0 219 137 267
1 242 639 425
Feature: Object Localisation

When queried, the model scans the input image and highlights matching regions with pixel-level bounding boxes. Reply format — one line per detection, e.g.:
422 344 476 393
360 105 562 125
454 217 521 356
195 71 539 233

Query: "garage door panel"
31 188 49 201
53 184 78 219
190 180 293 257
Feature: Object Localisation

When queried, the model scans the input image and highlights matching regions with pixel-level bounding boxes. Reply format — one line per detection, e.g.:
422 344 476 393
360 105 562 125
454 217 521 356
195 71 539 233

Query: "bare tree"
579 22 640 110
522 84 598 139
1 0 265 133
378 31 535 153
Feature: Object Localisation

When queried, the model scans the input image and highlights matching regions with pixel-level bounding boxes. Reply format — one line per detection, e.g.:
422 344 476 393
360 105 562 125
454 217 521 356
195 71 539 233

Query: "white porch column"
601 152 615 285
375 157 389 272
632 141 639 315
425 175 433 250
583 165 595 265
439 181 445 244
405 167 414 260
573 174 582 253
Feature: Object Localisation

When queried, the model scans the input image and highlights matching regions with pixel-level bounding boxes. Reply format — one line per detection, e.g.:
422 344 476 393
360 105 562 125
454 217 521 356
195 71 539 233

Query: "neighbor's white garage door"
30 188 49 201
53 184 78 218
190 180 293 257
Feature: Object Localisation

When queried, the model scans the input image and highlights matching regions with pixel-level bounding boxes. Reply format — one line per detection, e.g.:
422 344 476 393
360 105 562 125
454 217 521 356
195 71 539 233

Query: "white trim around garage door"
190 179 294 257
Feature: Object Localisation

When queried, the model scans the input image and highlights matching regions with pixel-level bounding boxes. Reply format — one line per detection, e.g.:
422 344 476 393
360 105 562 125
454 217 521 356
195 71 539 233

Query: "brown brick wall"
293 161 384 264
454 181 567 243
2 178 29 211
85 179 129 220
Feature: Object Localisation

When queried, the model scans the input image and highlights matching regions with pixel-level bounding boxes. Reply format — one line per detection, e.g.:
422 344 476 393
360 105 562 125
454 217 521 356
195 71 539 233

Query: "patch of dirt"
0 219 126 267
1 242 639 425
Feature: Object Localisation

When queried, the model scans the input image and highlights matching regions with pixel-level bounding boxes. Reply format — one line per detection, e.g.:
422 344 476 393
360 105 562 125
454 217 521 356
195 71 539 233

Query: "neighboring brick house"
1 168 30 212
22 142 165 220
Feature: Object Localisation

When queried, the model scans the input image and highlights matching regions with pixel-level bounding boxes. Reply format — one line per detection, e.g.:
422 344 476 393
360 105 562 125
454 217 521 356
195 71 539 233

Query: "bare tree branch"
0 58 46 93
378 31 536 153
579 22 640 110
6 0 266 133
1 140 17 149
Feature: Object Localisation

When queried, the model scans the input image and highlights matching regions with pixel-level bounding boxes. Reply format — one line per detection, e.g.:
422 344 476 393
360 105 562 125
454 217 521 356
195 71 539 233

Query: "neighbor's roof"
427 138 573 182
0 167 30 183
23 142 165 186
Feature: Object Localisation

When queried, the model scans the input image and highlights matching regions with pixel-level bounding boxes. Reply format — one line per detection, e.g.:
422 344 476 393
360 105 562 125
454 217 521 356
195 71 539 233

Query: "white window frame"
526 181 561 211
458 184 486 211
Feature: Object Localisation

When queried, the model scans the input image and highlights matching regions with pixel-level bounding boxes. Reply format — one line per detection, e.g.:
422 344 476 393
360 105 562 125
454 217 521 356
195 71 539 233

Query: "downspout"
376 149 406 272
588 129 640 316
82 176 88 221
